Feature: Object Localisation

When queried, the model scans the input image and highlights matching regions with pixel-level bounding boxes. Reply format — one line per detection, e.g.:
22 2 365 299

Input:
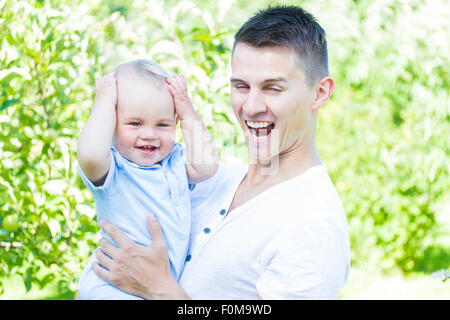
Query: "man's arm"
166 74 218 184
77 72 117 185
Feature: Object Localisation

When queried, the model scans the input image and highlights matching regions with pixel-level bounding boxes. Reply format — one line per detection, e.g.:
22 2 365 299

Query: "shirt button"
186 254 192 262
203 227 211 234
220 209 226 215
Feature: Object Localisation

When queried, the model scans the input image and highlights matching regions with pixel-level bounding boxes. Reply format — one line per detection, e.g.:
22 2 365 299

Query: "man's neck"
245 138 322 189
227 137 322 214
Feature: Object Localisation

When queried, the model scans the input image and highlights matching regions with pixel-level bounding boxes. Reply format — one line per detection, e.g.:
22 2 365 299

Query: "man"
87 5 350 300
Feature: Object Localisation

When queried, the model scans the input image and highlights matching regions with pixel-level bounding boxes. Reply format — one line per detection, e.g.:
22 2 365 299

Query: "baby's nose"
139 129 159 142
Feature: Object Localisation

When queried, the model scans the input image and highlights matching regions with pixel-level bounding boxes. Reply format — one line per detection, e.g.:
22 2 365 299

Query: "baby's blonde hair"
114 59 170 86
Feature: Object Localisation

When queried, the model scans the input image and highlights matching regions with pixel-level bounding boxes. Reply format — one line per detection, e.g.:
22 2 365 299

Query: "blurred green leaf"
24 267 33 292
0 98 20 111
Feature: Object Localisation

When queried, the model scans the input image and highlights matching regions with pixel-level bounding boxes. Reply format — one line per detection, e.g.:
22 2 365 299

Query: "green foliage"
315 0 450 272
0 0 449 299
0 0 105 296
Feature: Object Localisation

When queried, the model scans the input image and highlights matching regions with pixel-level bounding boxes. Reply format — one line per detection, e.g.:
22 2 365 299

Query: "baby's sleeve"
78 150 116 195
175 143 196 191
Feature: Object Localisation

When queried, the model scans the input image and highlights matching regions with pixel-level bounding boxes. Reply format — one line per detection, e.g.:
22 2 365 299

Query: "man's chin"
246 128 280 160
247 140 280 174
248 153 280 176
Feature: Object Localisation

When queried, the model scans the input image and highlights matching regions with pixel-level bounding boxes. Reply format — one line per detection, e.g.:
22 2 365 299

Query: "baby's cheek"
116 129 133 147
168 134 176 147
156 130 174 153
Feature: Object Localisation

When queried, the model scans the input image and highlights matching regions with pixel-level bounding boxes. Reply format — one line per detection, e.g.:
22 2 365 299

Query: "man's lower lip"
248 129 271 144
249 134 268 145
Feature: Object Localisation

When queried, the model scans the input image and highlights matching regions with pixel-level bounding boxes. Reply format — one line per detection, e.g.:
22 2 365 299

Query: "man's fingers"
92 261 114 284
99 238 119 260
147 214 166 247
95 248 113 271
99 220 134 249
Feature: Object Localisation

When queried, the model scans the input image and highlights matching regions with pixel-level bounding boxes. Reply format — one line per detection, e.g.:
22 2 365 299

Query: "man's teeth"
246 121 273 129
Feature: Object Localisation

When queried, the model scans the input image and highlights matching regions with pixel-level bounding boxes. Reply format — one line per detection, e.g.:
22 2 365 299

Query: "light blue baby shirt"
79 142 191 280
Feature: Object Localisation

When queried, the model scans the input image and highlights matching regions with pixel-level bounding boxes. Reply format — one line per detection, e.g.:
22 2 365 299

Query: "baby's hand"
166 74 196 121
94 72 117 108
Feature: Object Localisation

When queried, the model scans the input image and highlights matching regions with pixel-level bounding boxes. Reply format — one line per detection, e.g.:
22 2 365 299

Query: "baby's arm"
166 74 218 184
77 72 117 185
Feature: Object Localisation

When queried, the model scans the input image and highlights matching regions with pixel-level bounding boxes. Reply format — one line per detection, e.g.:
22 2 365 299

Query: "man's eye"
265 87 282 92
234 83 249 90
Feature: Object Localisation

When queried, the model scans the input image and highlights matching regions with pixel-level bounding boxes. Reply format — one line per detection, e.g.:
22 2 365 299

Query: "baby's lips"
137 145 160 149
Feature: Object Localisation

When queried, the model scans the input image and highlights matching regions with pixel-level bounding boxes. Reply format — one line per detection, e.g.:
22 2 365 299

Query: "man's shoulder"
189 163 246 203
269 165 346 221
218 162 248 178
195 163 246 188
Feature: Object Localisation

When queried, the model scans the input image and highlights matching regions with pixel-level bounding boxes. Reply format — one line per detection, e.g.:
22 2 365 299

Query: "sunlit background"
0 0 449 299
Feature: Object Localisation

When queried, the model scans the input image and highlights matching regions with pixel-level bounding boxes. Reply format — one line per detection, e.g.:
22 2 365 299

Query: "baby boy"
76 59 218 299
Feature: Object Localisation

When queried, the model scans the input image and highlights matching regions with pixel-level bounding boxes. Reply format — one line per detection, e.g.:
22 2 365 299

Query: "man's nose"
242 89 267 116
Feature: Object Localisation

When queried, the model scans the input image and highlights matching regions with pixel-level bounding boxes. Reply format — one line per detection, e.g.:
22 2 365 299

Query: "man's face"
113 72 176 167
230 43 316 163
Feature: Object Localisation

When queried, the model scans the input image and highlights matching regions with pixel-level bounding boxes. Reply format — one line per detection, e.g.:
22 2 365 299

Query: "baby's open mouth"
137 145 157 154
246 121 275 137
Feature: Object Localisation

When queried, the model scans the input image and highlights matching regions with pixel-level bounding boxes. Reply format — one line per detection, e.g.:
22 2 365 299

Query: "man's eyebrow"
262 77 288 83
230 77 244 83
230 77 288 84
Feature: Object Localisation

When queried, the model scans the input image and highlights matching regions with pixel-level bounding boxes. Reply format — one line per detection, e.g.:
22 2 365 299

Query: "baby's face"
113 70 176 167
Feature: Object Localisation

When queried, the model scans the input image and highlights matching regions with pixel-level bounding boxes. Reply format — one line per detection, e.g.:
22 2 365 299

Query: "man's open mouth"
246 120 275 137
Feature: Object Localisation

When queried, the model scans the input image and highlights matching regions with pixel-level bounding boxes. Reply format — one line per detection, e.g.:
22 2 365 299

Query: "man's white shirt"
180 163 351 299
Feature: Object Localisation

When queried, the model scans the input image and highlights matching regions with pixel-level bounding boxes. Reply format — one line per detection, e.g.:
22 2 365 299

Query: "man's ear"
312 76 335 111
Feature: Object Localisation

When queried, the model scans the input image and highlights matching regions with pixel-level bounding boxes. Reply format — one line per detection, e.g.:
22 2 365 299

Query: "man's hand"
92 214 190 300
166 74 198 122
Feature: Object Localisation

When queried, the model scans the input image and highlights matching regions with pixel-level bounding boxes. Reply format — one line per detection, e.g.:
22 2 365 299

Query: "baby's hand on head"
94 72 117 108
166 74 196 121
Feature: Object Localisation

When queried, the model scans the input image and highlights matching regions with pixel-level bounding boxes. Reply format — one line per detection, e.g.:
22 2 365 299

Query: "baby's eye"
129 122 141 127
157 123 169 127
